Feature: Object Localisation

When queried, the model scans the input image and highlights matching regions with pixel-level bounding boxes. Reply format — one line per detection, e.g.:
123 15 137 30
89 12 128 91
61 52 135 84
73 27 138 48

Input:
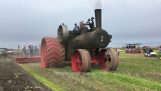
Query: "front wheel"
71 49 91 72
106 48 119 71
98 48 119 71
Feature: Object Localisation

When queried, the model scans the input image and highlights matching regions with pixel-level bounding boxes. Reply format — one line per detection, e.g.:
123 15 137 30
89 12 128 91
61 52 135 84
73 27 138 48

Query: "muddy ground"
0 56 50 91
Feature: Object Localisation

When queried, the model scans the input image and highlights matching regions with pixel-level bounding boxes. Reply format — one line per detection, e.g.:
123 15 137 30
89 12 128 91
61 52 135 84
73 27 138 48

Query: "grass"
20 50 161 91
117 51 161 83
23 65 63 91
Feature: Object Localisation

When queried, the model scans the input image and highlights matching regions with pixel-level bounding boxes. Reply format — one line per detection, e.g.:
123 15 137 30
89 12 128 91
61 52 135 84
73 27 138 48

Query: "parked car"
0 48 8 57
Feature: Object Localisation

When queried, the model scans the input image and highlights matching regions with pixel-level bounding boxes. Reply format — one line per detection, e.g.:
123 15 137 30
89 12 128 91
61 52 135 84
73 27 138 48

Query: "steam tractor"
40 9 119 72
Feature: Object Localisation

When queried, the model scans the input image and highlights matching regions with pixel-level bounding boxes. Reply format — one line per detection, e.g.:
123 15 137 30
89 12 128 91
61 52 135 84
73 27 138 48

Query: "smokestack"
95 9 102 28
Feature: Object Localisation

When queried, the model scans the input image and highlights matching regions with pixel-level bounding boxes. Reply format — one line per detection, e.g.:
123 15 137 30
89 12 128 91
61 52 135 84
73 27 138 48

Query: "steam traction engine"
40 9 119 72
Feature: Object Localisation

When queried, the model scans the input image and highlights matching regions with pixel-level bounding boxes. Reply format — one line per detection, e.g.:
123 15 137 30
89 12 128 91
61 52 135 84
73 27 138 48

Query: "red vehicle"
125 43 142 53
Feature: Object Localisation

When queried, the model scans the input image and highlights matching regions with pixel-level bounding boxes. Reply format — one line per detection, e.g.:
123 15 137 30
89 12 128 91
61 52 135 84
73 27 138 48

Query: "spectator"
22 45 27 57
33 43 39 56
28 44 33 57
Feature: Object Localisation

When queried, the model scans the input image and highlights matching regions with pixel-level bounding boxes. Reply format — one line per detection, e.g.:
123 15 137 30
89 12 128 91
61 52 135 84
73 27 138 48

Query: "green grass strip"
92 71 161 90
22 66 63 91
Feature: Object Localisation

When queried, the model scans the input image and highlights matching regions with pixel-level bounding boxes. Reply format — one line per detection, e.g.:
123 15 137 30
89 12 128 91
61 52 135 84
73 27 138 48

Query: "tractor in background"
125 43 142 53
40 9 119 72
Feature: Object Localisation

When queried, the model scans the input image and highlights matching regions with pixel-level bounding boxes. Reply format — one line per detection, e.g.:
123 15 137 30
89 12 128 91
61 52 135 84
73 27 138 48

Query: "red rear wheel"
71 49 91 72
40 37 65 68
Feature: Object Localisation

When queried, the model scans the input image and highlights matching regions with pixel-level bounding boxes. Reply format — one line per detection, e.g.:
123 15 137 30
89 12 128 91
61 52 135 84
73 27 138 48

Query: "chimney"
95 9 102 28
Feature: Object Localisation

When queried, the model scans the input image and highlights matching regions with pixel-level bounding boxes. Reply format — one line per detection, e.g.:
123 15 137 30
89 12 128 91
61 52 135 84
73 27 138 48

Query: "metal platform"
16 56 40 63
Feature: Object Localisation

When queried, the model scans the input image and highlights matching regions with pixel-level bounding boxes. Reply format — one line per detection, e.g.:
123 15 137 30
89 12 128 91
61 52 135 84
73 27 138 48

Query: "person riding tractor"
143 46 157 57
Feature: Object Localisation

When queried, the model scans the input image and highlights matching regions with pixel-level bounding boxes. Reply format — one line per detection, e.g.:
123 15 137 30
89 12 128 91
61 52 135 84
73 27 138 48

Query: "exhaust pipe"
95 9 102 28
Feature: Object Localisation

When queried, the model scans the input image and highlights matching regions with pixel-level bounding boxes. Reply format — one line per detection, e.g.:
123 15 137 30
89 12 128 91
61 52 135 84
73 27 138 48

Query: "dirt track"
0 56 50 91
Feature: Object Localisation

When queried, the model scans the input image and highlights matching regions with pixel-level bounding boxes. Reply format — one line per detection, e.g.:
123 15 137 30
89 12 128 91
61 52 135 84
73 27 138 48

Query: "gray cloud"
0 0 161 48
102 0 161 47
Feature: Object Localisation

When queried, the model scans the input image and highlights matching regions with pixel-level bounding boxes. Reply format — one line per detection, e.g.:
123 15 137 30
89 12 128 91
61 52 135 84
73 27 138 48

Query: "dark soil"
0 56 50 91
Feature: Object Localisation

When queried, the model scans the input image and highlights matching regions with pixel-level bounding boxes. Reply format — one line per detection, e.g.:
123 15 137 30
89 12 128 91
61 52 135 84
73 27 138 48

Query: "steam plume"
94 0 102 9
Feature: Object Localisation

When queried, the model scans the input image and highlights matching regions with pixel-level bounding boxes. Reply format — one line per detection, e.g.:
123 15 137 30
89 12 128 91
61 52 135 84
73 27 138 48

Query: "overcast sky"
0 0 161 48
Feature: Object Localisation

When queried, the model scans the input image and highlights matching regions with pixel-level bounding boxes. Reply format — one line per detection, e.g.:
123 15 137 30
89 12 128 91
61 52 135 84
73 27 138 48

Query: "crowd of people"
18 43 40 57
